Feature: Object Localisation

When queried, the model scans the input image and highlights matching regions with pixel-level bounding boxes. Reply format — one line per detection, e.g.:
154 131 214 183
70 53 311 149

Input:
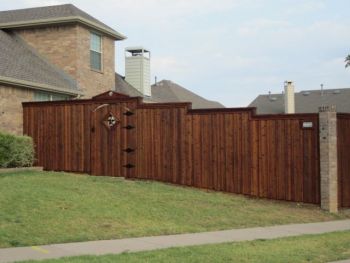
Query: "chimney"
284 81 295 114
125 47 151 97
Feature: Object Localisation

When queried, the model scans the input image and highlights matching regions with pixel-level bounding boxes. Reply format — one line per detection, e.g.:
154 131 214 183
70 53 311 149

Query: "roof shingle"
115 75 224 108
152 80 224 108
0 29 79 94
249 88 350 114
0 4 125 40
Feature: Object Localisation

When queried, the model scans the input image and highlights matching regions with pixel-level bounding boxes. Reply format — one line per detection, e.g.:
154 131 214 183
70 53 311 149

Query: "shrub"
0 132 35 168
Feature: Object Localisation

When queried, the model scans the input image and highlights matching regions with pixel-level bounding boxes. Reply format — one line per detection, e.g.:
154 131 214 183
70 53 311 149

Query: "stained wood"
23 98 321 204
337 114 350 208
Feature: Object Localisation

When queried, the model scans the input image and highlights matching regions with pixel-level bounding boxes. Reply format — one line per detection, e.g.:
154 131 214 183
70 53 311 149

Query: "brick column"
319 105 338 213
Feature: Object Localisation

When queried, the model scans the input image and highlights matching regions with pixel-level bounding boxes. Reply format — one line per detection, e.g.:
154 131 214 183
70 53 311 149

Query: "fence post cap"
318 105 336 112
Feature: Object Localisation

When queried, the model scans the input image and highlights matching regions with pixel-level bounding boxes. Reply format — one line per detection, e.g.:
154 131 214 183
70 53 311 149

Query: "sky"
1 0 350 107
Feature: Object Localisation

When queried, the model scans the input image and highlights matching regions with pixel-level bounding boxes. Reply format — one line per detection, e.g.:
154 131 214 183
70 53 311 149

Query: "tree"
346 54 350 68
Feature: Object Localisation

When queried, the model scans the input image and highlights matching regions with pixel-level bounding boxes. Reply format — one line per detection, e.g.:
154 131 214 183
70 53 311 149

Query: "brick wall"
0 85 33 135
76 26 115 98
15 24 115 98
319 106 338 212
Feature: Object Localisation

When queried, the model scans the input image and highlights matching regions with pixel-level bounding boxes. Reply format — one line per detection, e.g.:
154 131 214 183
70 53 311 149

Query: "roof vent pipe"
284 81 295 114
321 84 324 96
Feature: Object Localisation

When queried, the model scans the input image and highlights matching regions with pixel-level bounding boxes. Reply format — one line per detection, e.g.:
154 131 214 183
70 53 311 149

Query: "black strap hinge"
123 164 135 169
123 125 135 130
123 148 135 153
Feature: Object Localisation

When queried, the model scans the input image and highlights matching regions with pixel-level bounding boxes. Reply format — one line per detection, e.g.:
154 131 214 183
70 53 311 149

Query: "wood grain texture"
23 99 321 204
337 113 350 208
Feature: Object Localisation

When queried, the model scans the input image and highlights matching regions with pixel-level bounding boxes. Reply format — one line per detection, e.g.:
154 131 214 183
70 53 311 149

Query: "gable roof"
115 73 144 98
151 80 225 108
0 29 81 95
0 4 125 40
115 74 224 108
249 88 350 114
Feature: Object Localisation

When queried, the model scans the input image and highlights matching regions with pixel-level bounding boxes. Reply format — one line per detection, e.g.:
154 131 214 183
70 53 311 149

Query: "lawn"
21 231 350 263
0 171 349 248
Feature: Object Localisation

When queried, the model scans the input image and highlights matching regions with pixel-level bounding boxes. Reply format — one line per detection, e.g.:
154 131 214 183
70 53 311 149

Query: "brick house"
0 4 223 135
0 4 125 134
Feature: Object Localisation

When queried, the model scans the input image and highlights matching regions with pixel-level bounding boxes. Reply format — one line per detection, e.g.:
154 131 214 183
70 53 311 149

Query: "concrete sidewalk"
1 220 350 263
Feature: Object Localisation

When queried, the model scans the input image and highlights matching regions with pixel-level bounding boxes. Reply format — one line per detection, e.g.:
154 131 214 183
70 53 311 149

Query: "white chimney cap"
125 46 150 53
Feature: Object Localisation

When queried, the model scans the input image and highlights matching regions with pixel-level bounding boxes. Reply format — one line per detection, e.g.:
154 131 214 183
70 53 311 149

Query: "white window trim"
34 91 69 102
90 32 103 72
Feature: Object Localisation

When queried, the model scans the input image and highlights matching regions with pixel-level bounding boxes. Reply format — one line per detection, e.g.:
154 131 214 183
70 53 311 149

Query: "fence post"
318 105 338 213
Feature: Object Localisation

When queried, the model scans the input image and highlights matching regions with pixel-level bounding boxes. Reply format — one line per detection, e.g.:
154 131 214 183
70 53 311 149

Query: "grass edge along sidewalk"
18 231 350 263
1 220 350 263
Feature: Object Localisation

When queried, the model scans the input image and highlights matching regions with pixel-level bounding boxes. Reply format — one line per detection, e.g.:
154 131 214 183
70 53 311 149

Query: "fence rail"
22 96 350 207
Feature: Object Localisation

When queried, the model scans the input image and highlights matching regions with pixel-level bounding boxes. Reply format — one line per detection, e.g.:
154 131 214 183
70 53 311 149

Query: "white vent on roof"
333 90 340 94
269 97 277 101
302 91 311 96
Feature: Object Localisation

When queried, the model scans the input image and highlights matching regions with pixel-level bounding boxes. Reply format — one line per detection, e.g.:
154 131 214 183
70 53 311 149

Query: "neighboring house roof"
115 74 224 108
152 80 225 109
0 4 125 40
0 30 81 95
115 73 144 97
115 73 155 103
249 88 350 114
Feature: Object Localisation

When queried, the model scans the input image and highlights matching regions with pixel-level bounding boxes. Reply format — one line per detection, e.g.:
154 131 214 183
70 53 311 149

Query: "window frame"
90 31 103 72
34 91 69 102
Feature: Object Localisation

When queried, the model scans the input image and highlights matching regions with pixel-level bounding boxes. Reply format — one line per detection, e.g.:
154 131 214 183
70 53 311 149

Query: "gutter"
0 16 126 40
0 76 83 96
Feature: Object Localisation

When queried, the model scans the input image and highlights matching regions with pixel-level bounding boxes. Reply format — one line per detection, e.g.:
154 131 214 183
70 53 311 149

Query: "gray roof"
0 29 79 95
152 80 224 108
115 75 224 108
115 73 144 97
249 88 350 114
0 4 125 40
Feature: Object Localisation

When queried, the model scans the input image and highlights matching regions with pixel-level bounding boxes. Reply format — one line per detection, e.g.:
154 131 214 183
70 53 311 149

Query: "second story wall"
76 26 115 98
15 24 115 98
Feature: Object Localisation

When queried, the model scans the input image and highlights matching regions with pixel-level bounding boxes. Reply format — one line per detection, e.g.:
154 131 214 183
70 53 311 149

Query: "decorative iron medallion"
102 111 120 130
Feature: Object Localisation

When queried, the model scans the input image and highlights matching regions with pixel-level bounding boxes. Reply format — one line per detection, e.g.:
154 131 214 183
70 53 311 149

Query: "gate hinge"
123 164 135 169
123 111 134 116
123 125 135 130
123 148 135 153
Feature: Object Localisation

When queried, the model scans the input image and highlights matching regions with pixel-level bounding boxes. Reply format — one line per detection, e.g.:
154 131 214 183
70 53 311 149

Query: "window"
90 32 102 71
34 91 50 101
34 91 69 102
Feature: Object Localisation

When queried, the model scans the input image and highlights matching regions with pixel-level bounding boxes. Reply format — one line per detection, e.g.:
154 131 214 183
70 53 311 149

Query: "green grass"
20 231 350 263
0 171 349 248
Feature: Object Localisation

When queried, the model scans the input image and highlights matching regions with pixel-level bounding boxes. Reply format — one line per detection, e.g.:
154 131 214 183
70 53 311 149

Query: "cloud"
237 19 291 36
151 56 193 79
285 1 326 15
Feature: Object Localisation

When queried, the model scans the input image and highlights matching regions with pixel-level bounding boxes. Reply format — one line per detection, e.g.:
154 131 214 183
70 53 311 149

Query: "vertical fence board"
23 99 321 205
337 114 350 207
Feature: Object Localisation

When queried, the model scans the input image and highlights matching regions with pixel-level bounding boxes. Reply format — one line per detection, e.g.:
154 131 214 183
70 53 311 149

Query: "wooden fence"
337 113 350 207
23 92 323 205
134 107 320 204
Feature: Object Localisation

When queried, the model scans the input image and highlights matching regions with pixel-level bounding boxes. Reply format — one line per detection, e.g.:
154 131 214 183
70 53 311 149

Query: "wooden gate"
90 96 137 177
